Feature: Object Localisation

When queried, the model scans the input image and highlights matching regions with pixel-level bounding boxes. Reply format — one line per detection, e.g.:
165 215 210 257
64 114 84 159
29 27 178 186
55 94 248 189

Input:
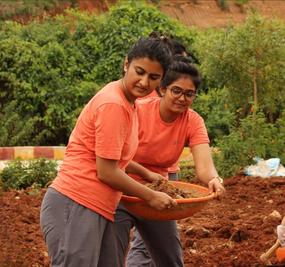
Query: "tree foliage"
0 1 198 146
193 87 235 145
194 13 285 121
214 111 285 177
79 1 198 84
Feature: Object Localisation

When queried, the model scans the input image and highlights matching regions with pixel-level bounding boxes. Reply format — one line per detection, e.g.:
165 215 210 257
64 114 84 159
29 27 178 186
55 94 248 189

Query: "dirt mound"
1 175 285 266
160 0 285 28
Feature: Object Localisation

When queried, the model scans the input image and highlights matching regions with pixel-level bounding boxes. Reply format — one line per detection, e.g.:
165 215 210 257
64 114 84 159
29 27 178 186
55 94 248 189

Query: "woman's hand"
208 177 226 197
126 161 165 182
145 171 165 182
147 191 177 210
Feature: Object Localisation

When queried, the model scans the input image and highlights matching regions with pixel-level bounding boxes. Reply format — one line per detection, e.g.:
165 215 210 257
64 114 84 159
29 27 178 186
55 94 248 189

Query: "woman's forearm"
191 144 219 184
97 157 154 200
125 160 155 182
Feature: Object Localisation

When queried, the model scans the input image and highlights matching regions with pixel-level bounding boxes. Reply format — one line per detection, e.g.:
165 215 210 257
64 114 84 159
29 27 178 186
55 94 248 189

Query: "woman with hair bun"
40 35 176 267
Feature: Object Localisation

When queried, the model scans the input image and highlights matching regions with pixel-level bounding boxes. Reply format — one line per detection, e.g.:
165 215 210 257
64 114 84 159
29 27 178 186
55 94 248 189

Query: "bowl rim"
121 181 216 204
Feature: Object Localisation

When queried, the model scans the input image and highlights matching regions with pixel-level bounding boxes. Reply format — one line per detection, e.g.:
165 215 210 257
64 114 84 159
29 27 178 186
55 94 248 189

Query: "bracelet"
212 176 224 184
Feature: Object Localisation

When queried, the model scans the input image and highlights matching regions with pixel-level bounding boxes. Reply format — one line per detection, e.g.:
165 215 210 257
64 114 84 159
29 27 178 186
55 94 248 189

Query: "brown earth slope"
159 0 285 28
0 0 285 28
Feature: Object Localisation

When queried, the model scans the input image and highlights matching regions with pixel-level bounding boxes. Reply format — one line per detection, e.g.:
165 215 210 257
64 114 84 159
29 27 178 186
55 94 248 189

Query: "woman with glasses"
115 55 225 267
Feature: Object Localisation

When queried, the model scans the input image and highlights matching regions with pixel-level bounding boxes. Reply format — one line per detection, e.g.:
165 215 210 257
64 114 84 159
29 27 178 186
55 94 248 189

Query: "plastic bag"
244 157 285 178
277 225 285 247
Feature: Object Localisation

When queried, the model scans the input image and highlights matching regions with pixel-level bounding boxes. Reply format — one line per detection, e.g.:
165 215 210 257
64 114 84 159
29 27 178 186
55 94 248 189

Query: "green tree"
0 2 199 145
193 87 235 144
214 112 285 178
194 13 285 122
83 0 198 84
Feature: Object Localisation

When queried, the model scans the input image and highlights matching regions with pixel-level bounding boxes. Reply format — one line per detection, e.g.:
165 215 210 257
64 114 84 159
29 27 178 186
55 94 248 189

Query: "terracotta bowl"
121 181 216 220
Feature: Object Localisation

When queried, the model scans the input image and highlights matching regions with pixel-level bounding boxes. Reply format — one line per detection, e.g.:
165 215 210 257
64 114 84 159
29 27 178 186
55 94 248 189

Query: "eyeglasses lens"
170 88 196 100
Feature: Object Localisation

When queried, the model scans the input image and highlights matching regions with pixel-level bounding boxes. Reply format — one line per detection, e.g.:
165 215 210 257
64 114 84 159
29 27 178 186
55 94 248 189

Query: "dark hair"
126 34 172 74
169 38 199 64
169 39 187 56
160 55 202 90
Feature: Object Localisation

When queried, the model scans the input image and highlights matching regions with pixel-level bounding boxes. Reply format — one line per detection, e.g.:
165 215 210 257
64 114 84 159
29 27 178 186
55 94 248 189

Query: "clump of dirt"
145 179 199 198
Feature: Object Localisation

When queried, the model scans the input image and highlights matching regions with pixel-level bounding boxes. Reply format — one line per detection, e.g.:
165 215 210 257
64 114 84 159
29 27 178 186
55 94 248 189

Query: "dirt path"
1 175 285 266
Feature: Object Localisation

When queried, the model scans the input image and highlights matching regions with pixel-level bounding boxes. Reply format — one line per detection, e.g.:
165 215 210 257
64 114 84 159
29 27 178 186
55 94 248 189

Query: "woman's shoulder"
98 80 121 97
185 108 205 122
92 80 126 106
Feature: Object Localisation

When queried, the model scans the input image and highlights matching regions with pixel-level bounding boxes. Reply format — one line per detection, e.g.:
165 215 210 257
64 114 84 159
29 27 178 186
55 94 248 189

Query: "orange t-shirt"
51 80 138 221
140 92 179 173
131 97 209 183
139 90 159 99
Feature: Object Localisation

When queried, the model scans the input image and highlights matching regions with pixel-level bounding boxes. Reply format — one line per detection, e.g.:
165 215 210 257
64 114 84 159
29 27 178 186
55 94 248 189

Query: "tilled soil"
1 175 285 267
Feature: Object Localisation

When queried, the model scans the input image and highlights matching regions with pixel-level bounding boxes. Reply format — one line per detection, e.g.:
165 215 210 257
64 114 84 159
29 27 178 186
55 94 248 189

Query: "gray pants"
127 228 155 267
126 172 179 267
115 203 183 267
40 188 118 267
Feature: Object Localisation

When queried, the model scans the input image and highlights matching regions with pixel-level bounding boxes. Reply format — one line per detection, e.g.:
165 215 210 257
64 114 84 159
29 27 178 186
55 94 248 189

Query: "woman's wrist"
209 176 224 184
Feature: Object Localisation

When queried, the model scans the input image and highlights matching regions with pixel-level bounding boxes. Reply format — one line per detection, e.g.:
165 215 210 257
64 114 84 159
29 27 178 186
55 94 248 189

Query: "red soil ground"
1 175 285 267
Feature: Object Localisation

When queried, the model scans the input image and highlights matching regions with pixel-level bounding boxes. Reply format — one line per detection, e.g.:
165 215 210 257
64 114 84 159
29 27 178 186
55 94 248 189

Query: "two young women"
40 36 177 267
115 55 226 267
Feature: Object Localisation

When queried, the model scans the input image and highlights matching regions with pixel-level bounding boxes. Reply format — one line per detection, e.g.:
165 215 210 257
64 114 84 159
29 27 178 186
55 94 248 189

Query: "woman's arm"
96 156 176 209
191 144 225 195
126 161 164 182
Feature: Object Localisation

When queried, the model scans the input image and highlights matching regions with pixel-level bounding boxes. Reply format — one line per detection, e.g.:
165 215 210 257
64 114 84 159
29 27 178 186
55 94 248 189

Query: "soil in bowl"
145 179 200 199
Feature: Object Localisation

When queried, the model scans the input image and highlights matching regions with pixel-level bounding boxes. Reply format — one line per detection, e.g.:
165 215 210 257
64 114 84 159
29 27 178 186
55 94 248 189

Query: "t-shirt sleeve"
95 103 129 160
187 111 210 147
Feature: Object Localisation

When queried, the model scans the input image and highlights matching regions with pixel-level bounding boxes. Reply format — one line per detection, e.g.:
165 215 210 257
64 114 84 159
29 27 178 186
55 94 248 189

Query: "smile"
174 103 187 108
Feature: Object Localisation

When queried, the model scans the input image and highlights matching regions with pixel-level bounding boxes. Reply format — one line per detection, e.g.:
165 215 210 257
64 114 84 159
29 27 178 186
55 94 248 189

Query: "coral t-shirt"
131 97 209 183
140 91 180 173
139 90 159 99
51 80 138 221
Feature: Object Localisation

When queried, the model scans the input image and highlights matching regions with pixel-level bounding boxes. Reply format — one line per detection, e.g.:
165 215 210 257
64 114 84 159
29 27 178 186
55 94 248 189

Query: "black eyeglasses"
169 86 197 100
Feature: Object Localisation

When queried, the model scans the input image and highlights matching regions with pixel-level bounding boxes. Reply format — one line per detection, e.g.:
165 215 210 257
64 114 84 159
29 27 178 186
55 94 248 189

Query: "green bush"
214 112 285 177
193 87 235 144
0 158 58 191
216 0 250 11
0 25 100 145
0 101 37 146
80 1 198 84
217 0 229 11
193 14 285 121
235 0 250 6
179 160 196 182
0 2 198 146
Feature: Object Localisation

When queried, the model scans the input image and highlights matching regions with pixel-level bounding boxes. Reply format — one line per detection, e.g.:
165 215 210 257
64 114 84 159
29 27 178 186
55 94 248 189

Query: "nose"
178 93 187 101
140 75 149 88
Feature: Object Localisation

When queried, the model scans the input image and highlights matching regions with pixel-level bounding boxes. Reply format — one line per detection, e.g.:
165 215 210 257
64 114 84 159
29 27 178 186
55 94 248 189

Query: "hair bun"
149 31 168 41
148 31 160 38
